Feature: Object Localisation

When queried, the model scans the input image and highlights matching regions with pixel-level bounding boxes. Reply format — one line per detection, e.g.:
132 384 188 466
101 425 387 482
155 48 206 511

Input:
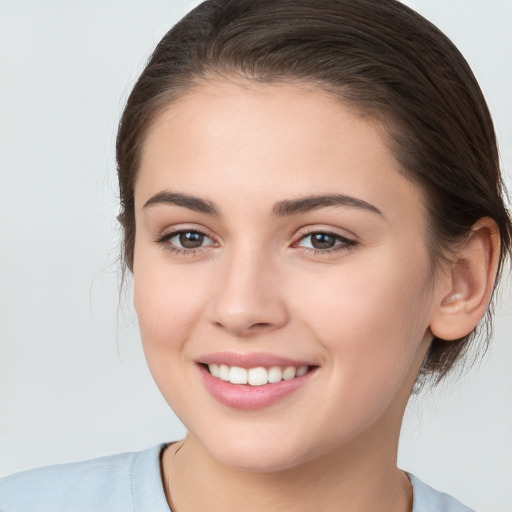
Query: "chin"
200 429 324 474
214 446 303 473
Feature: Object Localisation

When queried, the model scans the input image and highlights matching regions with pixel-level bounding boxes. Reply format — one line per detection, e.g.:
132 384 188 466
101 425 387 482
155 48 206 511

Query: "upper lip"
197 352 315 369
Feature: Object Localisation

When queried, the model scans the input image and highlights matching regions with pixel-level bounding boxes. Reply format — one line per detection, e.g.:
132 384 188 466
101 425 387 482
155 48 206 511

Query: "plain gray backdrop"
0 1 511 510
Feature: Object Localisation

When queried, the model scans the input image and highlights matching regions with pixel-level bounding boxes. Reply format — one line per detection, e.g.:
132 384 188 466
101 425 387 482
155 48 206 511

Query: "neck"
162 424 412 512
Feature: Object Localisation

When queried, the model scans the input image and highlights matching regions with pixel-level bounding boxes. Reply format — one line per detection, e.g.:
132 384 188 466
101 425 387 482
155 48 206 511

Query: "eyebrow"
143 191 220 215
143 191 383 218
272 194 383 217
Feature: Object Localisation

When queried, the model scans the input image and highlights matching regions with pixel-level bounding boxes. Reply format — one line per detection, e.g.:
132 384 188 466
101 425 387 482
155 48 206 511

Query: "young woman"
1 1 510 511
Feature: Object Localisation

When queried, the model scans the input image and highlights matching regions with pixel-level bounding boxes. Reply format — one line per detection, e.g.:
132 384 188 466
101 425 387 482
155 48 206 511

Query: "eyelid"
154 224 358 256
155 224 219 253
157 223 216 240
295 225 357 242
292 226 359 253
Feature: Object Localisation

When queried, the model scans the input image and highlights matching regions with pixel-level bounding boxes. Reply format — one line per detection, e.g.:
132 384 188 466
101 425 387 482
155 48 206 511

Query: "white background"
0 1 511 510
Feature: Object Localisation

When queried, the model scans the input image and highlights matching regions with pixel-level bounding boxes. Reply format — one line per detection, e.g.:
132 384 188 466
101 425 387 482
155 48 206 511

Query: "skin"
132 81 459 511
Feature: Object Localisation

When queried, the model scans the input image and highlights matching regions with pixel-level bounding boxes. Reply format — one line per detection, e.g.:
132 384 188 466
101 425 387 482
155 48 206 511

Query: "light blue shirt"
0 444 475 511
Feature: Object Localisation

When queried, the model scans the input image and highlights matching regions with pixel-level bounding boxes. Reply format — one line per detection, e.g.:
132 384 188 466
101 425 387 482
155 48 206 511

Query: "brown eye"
159 229 216 252
179 231 205 249
310 233 336 249
295 231 357 252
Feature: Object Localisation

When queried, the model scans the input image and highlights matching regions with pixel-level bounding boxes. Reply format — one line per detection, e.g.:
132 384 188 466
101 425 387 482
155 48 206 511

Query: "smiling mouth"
204 363 313 386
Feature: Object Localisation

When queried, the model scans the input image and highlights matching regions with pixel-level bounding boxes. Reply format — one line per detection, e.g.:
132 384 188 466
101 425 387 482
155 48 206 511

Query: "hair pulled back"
116 0 511 383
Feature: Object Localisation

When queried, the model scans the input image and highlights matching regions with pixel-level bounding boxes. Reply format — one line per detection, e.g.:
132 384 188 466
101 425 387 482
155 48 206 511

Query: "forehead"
136 80 426 224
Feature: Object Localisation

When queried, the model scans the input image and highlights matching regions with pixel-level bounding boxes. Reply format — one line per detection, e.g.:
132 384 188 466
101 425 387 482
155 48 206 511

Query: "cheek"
133 254 205 362
295 249 432 384
132 259 213 416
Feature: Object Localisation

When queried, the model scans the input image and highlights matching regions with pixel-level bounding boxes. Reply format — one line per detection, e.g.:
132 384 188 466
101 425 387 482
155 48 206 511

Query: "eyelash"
294 230 358 255
156 229 358 256
156 229 215 256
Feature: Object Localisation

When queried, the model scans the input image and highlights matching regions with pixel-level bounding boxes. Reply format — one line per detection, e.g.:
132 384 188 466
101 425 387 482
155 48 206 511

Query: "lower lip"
199 365 315 410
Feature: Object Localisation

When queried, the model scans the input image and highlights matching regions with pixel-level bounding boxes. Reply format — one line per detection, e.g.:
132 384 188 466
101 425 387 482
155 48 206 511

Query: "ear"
429 217 501 341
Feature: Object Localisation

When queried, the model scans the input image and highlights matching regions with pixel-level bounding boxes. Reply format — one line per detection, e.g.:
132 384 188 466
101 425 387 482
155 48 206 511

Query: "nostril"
212 320 272 332
250 322 272 330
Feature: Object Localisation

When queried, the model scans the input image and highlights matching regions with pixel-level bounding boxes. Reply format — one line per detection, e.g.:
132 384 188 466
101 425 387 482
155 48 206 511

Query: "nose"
208 250 289 338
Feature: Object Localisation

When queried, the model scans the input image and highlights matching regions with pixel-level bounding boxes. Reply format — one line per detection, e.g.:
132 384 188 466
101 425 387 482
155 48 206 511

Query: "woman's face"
133 81 440 471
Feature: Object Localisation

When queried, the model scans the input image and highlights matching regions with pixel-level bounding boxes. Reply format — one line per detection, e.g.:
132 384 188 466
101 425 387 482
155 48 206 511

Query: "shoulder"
409 473 476 512
0 444 170 512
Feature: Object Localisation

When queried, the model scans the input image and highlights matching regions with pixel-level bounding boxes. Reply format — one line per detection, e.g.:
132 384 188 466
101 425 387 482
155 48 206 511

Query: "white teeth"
268 366 282 383
229 366 248 384
296 365 308 377
282 366 296 380
209 363 220 378
219 364 230 381
207 363 310 386
248 367 268 386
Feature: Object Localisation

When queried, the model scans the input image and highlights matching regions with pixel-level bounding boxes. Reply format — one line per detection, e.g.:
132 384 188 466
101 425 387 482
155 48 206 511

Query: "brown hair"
116 0 511 383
